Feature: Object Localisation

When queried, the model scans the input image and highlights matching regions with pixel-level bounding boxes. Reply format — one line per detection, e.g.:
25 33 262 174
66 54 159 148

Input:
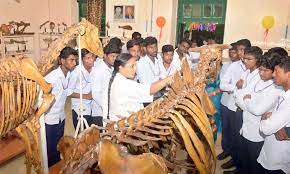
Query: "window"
183 4 192 18
213 4 223 17
192 4 202 17
203 4 212 17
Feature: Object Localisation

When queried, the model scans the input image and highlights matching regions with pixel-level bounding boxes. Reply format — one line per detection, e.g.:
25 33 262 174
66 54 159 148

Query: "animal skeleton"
0 16 228 173
58 44 229 174
0 19 103 173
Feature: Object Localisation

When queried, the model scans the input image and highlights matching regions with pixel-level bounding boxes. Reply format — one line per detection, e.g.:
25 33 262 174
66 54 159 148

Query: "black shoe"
217 151 230 160
223 168 240 174
221 159 235 169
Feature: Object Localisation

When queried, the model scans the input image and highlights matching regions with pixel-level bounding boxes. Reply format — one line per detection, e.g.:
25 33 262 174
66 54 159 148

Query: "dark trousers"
232 109 243 168
72 110 103 129
221 104 235 155
45 120 65 167
239 136 264 174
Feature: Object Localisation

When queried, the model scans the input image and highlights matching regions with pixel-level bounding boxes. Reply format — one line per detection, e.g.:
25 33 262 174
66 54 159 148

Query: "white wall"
224 0 290 47
0 0 78 61
106 0 178 49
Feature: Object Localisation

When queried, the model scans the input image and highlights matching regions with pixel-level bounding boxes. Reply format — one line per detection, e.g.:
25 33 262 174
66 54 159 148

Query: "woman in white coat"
103 53 172 121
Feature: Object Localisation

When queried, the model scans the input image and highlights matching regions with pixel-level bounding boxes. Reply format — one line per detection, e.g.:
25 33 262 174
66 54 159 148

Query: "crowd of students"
218 39 290 174
43 31 290 174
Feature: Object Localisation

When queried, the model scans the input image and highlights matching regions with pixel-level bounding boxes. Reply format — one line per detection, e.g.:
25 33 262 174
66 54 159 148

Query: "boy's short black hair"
126 39 140 50
266 47 288 57
259 53 283 71
179 38 191 45
236 39 251 48
162 45 174 53
108 37 124 48
60 47 78 59
138 38 146 47
81 48 95 59
244 46 263 60
144 36 157 46
278 58 290 73
132 32 141 39
229 42 237 51
104 44 121 55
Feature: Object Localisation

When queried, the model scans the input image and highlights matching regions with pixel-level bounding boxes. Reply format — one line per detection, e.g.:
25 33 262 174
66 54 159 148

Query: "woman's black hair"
259 53 283 71
107 53 133 119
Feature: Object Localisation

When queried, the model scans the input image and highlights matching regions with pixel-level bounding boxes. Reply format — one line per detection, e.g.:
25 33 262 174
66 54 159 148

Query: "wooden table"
0 136 25 165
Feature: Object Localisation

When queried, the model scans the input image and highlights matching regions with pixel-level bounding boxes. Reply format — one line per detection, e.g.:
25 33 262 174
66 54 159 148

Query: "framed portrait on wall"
113 5 135 22
114 5 124 20
124 6 134 20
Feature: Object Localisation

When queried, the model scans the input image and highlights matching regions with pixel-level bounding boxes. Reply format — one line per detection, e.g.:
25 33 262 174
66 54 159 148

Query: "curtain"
87 0 103 32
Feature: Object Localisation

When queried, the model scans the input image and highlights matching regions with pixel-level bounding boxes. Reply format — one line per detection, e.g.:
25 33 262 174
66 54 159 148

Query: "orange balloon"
156 16 166 28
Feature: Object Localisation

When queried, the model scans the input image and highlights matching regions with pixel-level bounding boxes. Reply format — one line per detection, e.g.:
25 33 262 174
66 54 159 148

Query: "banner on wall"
188 22 218 32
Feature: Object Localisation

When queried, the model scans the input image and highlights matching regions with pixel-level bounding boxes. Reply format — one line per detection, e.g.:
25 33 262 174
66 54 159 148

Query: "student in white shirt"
258 58 290 174
219 39 251 172
44 47 77 167
172 38 191 70
235 53 282 174
91 44 121 126
136 36 161 84
103 53 172 121
159 44 178 79
126 39 141 61
67 49 95 129
136 36 162 103
233 46 263 174
218 42 238 161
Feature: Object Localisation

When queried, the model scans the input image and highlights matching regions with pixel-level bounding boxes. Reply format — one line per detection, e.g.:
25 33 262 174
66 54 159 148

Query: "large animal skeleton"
0 19 103 173
0 16 227 173
57 44 229 174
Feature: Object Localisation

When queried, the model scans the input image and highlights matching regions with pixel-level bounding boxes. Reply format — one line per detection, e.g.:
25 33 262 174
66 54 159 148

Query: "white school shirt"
220 62 231 106
136 54 161 84
102 73 153 121
44 67 70 125
67 65 93 116
158 58 179 79
172 49 192 70
220 60 247 111
239 79 282 142
258 90 290 173
91 60 113 117
234 68 261 110
94 57 102 67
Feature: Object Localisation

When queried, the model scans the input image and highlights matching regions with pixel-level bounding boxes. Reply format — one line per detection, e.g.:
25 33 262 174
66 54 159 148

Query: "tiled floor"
0 100 231 174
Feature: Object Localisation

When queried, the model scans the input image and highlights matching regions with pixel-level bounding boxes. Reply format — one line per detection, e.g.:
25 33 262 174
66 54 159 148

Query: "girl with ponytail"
103 53 172 121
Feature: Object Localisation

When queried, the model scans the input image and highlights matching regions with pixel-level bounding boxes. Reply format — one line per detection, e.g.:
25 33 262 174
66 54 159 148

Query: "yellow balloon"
262 16 275 29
